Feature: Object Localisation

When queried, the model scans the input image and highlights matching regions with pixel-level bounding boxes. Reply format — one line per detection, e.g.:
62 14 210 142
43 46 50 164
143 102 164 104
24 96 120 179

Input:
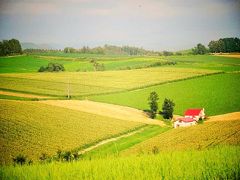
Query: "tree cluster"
148 92 175 119
192 43 208 55
38 63 65 72
208 37 240 53
63 45 160 56
0 39 22 56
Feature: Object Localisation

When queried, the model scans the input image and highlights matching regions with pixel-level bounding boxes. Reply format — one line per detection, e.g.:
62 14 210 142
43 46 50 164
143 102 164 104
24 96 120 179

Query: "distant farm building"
174 108 205 128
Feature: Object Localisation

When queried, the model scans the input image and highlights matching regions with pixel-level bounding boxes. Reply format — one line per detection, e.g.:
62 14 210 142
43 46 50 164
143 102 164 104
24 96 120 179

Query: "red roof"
178 117 195 122
184 109 202 116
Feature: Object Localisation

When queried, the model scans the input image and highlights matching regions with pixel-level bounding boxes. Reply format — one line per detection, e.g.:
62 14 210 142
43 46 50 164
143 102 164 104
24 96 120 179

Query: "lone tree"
148 91 159 119
161 98 175 119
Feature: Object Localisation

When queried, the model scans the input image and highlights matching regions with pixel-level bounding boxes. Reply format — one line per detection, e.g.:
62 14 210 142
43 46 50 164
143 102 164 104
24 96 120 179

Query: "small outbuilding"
174 108 205 128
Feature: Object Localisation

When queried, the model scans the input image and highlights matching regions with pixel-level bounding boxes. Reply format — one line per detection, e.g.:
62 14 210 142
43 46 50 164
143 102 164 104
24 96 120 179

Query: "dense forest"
208 37 240 53
0 39 22 56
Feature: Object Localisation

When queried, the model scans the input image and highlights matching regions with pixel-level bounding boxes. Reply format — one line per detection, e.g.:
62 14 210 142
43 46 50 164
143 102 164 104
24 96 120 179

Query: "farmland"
0 55 172 73
0 67 217 97
123 119 240 155
0 146 239 179
0 99 143 164
91 73 240 115
0 53 239 179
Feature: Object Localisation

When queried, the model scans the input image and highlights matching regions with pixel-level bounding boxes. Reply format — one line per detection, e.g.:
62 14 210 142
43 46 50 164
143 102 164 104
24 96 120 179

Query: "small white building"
174 108 205 128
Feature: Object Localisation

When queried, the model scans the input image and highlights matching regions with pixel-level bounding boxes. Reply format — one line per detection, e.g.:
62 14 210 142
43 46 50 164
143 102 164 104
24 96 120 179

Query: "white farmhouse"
174 108 205 128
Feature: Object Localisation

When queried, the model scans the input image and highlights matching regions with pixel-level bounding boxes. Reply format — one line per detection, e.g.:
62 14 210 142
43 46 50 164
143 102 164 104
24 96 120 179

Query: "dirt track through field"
79 127 145 154
207 112 240 122
40 100 164 126
0 90 49 99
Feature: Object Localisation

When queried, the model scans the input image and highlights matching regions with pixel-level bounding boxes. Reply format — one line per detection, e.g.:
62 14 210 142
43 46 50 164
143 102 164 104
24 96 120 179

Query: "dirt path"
40 100 165 126
79 127 145 154
0 90 49 99
207 112 240 122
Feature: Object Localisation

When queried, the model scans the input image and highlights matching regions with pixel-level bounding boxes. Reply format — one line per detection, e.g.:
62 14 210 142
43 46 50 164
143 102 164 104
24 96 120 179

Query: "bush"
38 63 65 72
152 146 159 154
39 153 49 162
13 154 27 165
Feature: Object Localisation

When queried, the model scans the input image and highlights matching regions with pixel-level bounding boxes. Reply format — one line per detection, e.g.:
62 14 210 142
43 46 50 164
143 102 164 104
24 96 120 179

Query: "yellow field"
0 67 219 97
40 100 164 126
122 119 240 155
0 100 143 164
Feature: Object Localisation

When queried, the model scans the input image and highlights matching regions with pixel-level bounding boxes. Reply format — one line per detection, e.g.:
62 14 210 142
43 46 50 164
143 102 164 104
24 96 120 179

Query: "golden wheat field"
122 119 240 155
0 100 143 164
0 67 219 97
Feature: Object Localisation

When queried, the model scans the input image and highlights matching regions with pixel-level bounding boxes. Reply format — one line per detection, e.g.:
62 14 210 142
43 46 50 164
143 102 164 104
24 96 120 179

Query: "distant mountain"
21 42 63 50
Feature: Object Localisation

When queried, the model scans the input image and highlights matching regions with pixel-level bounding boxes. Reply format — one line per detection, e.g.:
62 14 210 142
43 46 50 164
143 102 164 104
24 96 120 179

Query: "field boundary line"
84 71 224 98
0 71 224 99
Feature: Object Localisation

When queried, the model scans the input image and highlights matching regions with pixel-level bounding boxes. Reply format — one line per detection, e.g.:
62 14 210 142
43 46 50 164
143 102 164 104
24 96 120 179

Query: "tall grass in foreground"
0 146 239 179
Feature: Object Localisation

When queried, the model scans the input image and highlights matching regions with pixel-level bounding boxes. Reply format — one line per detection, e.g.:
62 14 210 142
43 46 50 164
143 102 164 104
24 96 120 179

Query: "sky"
0 0 239 51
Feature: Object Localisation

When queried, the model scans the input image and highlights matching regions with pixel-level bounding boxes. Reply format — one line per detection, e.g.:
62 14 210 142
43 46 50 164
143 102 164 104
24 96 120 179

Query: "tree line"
192 37 240 55
0 39 22 56
64 44 161 56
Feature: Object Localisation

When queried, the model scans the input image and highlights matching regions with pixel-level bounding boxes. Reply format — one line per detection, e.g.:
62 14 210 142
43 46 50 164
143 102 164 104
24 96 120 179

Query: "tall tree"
161 98 175 119
148 91 159 119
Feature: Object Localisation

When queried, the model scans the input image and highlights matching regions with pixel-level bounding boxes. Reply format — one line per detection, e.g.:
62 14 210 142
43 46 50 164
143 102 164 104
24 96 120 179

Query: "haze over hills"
21 42 64 50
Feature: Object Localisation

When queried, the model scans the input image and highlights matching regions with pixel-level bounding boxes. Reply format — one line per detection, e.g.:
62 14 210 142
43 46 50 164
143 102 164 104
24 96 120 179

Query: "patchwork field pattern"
91 73 240 115
0 67 218 97
0 100 143 164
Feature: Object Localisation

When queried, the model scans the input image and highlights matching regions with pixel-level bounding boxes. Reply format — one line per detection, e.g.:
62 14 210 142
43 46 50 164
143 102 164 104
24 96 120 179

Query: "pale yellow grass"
213 53 240 58
207 112 240 122
40 100 164 126
0 90 49 98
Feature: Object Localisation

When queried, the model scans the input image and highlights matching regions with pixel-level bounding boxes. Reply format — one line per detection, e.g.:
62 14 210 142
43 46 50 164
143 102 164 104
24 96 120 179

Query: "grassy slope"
1 146 239 179
82 125 170 160
123 120 240 155
0 100 142 164
170 55 240 72
0 55 169 73
91 73 240 115
0 67 216 97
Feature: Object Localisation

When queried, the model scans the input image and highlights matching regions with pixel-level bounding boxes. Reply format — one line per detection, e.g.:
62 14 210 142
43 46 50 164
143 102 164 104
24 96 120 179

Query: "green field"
82 125 170 160
1 146 239 179
0 67 216 97
0 100 143 164
91 73 240 115
1 54 239 74
0 55 171 73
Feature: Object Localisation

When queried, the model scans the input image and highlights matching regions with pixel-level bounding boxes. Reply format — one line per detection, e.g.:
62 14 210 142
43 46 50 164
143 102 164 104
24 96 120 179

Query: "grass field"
2 54 239 74
122 119 240 155
82 125 169 160
0 55 170 73
0 100 143 164
0 146 239 179
0 67 217 97
91 73 240 115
